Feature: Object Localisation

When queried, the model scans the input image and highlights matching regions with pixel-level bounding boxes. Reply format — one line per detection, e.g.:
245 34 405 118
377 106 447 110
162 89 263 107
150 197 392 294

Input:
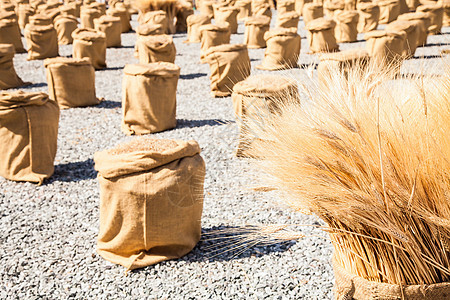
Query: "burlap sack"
443 0 450 26
357 2 380 33
106 7 131 33
417 4 444 35
136 23 164 36
276 11 299 28
0 91 59 184
136 34 176 64
53 15 78 45
80 6 101 29
59 4 77 17
72 28 106 69
1 3 15 12
88 2 106 15
344 0 356 10
175 0 193 33
244 15 270 48
0 18 25 53
306 17 339 53
0 44 25 90
17 4 34 29
199 0 214 18
0 10 17 21
397 12 430 46
215 6 240 34
365 30 406 69
232 74 298 157
94 137 204 270
257 28 301 70
29 13 52 25
236 0 252 20
318 48 370 88
377 0 400 24
333 257 450 300
94 15 121 47
39 8 61 22
303 3 324 25
253 2 272 17
25 24 59 60
323 0 345 16
121 63 179 135
44 57 98 109
295 0 312 16
386 20 420 58
205 44 251 97
138 10 168 34
185 14 210 43
199 23 231 62
334 10 359 43
278 0 296 14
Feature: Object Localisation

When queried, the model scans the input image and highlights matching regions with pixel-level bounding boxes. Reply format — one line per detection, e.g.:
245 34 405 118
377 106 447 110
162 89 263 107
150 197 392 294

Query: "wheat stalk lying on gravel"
249 60 450 285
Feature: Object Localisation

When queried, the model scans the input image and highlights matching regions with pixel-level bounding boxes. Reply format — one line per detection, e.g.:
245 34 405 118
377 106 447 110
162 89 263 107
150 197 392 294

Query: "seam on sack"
22 106 38 183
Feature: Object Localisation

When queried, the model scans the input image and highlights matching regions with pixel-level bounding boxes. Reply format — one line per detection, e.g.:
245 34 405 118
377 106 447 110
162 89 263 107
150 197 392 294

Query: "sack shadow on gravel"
97 100 121 109
17 82 47 89
180 73 207 80
412 54 447 59
47 159 97 183
421 42 450 47
176 119 233 129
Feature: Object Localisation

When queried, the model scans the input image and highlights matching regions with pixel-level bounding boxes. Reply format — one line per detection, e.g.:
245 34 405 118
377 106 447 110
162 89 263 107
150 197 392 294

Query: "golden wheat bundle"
249 60 450 297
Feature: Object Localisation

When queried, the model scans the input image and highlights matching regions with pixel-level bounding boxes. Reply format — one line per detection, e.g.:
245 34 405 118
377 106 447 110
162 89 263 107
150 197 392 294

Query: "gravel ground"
0 10 449 299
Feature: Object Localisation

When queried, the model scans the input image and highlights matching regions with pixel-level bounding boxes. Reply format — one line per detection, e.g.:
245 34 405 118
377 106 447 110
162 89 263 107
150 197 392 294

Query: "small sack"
199 23 231 62
443 0 450 27
29 14 52 26
40 8 61 22
88 2 106 15
138 10 168 34
44 57 98 109
60 4 77 17
24 24 59 60
386 20 420 58
257 28 301 70
276 11 299 29
136 34 176 64
0 44 25 90
398 12 430 46
244 15 270 48
17 4 34 29
215 6 239 34
122 63 180 135
232 74 298 157
205 44 251 97
94 15 122 47
323 0 344 16
80 7 102 29
253 2 272 17
417 4 444 35
72 28 106 69
106 7 131 33
365 30 406 69
357 2 380 33
295 0 312 16
94 137 205 270
53 15 78 45
334 10 359 43
306 17 339 53
0 18 25 53
236 0 252 20
0 91 59 184
199 0 214 18
185 14 210 43
278 0 296 14
377 0 400 24
175 1 193 33
302 3 323 25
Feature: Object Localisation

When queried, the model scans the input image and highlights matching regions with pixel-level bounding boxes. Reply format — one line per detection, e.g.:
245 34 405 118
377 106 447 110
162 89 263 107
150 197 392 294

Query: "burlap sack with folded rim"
377 0 400 24
0 44 25 90
365 29 406 69
417 4 444 35
278 0 296 14
276 11 299 28
0 91 59 184
303 3 323 25
1 3 15 12
94 15 121 47
94 137 205 270
185 14 210 43
215 6 239 34
44 57 98 109
136 34 176 64
306 17 339 53
175 1 193 33
88 2 106 15
232 74 299 157
138 10 168 34
398 12 430 46
29 14 52 25
244 15 270 48
357 2 379 33
333 257 450 300
323 0 344 16
17 4 34 29
0 10 17 21
25 24 59 60
199 23 231 63
199 0 214 18
60 4 77 17
136 23 164 36
54 15 78 45
295 0 312 16
72 28 106 69
122 63 180 135
40 8 61 22
0 18 25 53
80 6 102 29
253 3 272 17
236 0 252 20
106 7 131 33
334 10 359 43
205 43 251 97
443 0 450 26
386 20 420 58
257 28 301 70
